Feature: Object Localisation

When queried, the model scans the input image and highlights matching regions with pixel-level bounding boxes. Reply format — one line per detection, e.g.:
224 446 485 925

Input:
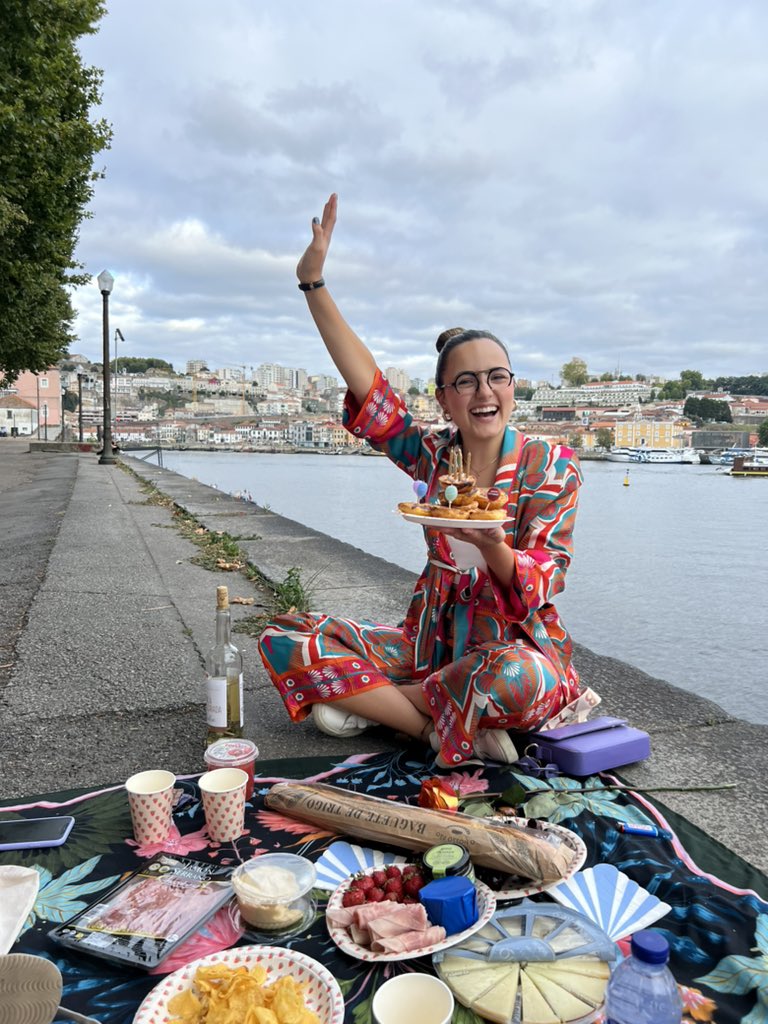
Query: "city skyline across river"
158 450 767 725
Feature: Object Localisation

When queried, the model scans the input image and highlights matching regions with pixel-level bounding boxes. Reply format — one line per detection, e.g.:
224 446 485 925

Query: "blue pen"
618 822 672 839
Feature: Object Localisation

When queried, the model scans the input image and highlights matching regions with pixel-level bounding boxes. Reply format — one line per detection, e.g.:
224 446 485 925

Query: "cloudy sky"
71 0 768 385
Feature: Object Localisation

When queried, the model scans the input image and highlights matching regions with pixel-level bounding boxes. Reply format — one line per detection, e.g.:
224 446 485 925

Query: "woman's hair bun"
436 327 466 353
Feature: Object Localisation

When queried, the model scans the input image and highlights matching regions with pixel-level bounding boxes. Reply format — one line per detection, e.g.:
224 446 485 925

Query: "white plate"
484 817 587 901
326 864 497 962
314 841 408 891
133 945 345 1024
398 512 513 530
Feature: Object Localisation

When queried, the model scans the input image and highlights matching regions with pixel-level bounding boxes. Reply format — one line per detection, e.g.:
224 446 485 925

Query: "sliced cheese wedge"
526 963 609 1008
526 969 594 1021
440 956 505 978
443 966 507 1005
471 964 520 1024
527 958 610 980
520 970 559 1024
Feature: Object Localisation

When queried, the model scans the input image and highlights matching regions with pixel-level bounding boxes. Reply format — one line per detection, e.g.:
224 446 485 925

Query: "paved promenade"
1 438 766 884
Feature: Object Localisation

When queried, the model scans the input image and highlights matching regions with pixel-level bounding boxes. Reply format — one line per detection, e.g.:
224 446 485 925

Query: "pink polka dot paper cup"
198 767 248 842
125 769 176 845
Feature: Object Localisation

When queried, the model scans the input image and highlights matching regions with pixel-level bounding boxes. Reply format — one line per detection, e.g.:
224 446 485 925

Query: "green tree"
62 389 79 413
599 372 613 382
595 427 614 450
561 357 589 386
407 386 420 396
712 374 768 396
680 369 708 393
759 419 768 446
568 433 582 450
112 357 174 374
659 380 684 400
0 1 111 388
699 397 717 421
683 396 701 419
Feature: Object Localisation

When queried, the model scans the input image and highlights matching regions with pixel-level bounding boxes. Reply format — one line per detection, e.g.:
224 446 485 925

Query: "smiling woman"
257 194 596 768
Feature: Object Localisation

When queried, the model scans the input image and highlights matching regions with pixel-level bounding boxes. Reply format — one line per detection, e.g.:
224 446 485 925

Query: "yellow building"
614 419 686 448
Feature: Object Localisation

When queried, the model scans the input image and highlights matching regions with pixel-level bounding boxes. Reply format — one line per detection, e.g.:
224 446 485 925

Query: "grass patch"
234 566 321 638
125 466 321 635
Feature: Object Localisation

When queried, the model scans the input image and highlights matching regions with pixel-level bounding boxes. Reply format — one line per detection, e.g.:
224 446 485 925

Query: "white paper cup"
125 769 175 844
372 973 454 1024
198 767 248 841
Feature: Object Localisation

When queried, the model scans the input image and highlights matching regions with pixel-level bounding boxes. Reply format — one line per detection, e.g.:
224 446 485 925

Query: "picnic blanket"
1 747 766 1024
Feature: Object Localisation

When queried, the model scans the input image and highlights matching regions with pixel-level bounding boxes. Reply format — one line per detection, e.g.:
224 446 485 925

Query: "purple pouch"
527 716 650 776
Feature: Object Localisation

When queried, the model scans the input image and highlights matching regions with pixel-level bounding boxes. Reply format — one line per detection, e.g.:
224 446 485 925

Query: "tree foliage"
759 419 768 446
561 357 589 386
683 397 732 423
712 374 768 396
0 1 111 387
595 427 614 450
110 357 175 374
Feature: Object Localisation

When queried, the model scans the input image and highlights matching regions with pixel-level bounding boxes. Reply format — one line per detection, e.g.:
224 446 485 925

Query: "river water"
158 450 766 724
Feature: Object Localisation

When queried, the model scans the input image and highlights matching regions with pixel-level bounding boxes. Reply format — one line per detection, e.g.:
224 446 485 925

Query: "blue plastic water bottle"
605 930 682 1024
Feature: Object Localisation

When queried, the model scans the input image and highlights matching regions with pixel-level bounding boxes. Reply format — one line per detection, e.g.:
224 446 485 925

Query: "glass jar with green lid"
422 842 475 881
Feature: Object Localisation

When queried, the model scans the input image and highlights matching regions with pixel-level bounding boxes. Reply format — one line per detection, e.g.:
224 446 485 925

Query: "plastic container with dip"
423 842 475 882
204 739 258 800
232 853 317 941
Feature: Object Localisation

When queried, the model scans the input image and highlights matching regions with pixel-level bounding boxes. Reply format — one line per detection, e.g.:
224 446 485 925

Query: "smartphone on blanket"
0 815 75 850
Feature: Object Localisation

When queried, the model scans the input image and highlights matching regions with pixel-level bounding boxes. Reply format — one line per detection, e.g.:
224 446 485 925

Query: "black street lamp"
97 269 116 465
77 364 84 443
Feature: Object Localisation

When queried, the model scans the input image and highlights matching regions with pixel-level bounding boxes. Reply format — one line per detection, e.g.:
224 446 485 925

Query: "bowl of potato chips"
133 945 345 1024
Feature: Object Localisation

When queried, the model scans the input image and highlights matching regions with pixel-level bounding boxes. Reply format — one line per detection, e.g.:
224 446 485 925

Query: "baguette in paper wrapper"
265 782 569 885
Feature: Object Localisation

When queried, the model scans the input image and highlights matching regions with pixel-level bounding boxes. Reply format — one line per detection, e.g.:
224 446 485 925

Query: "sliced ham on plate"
368 904 429 940
371 925 447 954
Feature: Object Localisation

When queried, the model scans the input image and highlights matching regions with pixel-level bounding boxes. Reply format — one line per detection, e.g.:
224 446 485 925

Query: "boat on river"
712 446 768 466
606 446 699 464
729 455 768 477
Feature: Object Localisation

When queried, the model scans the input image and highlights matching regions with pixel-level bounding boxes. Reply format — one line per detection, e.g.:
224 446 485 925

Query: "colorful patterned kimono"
259 371 585 765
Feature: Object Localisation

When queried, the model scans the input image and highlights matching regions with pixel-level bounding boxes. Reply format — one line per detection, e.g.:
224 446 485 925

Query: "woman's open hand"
296 193 337 284
441 525 507 550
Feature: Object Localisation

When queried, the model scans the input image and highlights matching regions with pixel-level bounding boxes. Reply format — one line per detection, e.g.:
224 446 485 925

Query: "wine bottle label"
206 676 228 727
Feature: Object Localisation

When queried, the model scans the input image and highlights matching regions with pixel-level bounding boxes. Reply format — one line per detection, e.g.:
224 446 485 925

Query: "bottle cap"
630 929 670 964
204 738 258 768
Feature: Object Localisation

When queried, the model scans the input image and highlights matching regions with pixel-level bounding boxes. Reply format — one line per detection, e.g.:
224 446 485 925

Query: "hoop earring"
443 411 452 422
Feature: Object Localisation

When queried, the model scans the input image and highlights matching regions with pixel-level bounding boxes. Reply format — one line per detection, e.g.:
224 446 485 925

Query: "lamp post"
113 327 125 428
97 269 116 465
77 364 84 442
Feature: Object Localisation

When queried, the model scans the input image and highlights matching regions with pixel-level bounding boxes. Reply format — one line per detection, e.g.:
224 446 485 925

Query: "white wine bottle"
205 585 244 746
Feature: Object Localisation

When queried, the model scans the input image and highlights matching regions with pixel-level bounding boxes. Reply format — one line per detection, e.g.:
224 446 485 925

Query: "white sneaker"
312 703 375 738
473 729 518 764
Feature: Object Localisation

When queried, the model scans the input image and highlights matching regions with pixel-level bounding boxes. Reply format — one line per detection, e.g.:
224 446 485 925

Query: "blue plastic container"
605 930 682 1024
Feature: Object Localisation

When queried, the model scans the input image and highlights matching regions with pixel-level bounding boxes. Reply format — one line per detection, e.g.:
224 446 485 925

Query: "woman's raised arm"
297 194 377 405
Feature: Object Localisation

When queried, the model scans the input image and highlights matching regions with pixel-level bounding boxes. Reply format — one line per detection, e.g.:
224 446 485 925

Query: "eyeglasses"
443 367 515 395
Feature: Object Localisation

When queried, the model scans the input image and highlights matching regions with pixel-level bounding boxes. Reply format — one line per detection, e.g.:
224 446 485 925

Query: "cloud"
70 0 768 382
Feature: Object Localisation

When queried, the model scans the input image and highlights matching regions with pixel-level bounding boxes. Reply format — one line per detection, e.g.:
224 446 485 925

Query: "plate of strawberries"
324 863 496 962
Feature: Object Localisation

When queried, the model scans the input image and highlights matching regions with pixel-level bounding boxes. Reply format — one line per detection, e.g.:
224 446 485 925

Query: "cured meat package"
265 782 571 884
49 854 232 969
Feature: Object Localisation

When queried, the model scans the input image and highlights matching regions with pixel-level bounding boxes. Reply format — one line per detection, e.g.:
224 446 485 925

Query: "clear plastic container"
204 738 258 800
605 930 682 1024
231 853 317 940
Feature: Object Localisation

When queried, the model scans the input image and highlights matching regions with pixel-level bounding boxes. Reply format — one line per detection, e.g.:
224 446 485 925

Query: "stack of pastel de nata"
398 449 508 520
